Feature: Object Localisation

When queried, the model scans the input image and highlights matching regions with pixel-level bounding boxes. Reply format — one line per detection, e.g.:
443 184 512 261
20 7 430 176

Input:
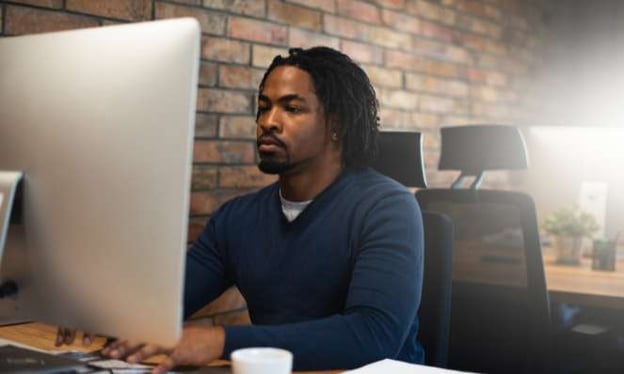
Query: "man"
59 47 424 373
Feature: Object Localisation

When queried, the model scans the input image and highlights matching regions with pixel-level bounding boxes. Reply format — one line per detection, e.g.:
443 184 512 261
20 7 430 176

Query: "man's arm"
184 215 234 319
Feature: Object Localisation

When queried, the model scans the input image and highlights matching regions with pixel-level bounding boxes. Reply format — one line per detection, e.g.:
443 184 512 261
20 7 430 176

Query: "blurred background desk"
544 255 624 310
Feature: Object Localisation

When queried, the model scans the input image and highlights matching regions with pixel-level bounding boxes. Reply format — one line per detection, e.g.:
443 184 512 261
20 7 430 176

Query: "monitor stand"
0 171 35 325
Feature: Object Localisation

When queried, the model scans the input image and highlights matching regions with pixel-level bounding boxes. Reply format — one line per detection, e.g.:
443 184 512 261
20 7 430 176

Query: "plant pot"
554 235 584 265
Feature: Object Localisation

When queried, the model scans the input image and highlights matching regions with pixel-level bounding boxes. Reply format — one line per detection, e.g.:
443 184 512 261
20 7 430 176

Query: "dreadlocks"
258 46 380 169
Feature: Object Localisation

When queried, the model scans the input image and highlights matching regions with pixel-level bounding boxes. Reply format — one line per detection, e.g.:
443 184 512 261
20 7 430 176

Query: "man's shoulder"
347 167 412 196
217 182 278 213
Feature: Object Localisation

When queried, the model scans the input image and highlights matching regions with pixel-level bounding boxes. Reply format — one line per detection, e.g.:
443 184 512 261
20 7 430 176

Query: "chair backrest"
415 188 551 374
416 124 550 373
371 130 454 368
417 211 454 368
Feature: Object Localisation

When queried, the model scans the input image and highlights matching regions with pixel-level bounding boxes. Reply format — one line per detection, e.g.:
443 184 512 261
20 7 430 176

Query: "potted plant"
543 205 600 265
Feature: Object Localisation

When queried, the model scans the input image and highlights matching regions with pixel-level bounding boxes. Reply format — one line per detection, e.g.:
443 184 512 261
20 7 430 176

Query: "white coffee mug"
231 347 293 374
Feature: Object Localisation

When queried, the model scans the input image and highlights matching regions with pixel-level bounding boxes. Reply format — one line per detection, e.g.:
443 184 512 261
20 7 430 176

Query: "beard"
257 157 296 174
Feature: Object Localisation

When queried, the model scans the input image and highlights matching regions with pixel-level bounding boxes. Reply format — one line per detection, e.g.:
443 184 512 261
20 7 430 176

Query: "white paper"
343 359 471 373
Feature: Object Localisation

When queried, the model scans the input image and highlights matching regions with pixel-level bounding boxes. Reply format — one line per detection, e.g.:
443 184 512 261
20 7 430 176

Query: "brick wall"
0 0 552 324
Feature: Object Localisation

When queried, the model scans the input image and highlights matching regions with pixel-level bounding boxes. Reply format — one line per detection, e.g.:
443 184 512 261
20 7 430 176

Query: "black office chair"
371 130 454 368
415 125 551 374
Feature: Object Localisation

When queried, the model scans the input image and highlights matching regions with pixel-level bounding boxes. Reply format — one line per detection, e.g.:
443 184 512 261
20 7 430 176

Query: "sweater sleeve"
222 191 424 370
183 214 233 319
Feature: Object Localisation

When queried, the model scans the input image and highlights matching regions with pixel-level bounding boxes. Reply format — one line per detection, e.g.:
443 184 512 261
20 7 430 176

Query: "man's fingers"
64 329 77 345
127 344 169 364
82 332 95 346
152 355 177 374
102 340 145 359
55 327 66 346
55 328 76 346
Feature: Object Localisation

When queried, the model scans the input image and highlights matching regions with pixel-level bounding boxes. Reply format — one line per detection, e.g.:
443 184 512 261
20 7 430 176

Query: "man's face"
256 65 338 175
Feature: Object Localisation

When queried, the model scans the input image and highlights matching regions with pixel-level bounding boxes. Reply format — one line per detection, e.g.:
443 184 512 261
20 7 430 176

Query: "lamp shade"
439 125 529 175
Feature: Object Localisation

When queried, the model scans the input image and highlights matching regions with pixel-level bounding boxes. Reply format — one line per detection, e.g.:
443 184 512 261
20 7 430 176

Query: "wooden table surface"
544 254 624 309
0 322 339 374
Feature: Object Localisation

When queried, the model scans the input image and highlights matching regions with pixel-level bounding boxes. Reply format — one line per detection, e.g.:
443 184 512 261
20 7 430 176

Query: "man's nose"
258 108 281 132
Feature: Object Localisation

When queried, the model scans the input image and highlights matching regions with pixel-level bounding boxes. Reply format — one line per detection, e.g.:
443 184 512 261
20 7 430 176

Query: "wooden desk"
0 322 339 374
544 255 624 310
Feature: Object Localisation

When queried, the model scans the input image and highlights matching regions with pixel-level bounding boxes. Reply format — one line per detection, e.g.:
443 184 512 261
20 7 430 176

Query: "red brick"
195 113 219 138
193 140 256 163
66 0 151 22
372 0 404 10
381 9 420 35
5 5 99 35
362 65 403 89
485 71 508 87
411 112 441 129
456 0 488 18
323 14 369 40
470 17 501 39
385 50 424 72
169 0 202 5
467 68 486 83
422 129 441 150
268 0 322 32
420 94 455 113
408 0 457 26
484 4 502 21
367 25 412 49
228 16 287 45
421 76 469 98
337 0 381 24
378 108 411 128
219 115 256 139
472 102 511 119
219 166 276 188
380 88 419 110
486 40 507 56
251 45 287 68
190 191 220 215
202 36 250 64
197 88 254 114
340 40 384 65
10 0 62 8
421 21 455 43
219 65 265 90
188 216 208 243
190 189 248 215
289 28 340 50
288 0 335 13
192 165 218 190
472 85 499 102
199 61 218 87
203 0 266 17
155 2 226 34
423 59 463 78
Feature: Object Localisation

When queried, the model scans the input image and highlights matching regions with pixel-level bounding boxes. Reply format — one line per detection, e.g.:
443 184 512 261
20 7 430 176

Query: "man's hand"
55 327 96 347
102 325 225 374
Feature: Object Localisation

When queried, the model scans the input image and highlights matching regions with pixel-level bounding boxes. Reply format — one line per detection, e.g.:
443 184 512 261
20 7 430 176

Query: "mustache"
257 133 286 148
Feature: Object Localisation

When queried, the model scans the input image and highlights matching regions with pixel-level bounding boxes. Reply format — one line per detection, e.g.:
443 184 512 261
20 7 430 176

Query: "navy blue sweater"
184 168 424 370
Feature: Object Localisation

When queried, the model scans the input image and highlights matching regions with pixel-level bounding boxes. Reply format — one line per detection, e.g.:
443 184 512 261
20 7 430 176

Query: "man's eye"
285 106 301 114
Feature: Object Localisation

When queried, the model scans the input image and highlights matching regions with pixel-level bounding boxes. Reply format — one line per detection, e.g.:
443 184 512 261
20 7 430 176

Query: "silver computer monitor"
0 18 200 346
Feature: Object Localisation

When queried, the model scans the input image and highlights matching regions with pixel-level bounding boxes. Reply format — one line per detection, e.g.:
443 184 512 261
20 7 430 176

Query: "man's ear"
327 115 339 142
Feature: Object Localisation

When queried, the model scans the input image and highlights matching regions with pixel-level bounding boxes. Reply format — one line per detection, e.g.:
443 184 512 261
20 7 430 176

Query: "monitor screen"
0 18 200 346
